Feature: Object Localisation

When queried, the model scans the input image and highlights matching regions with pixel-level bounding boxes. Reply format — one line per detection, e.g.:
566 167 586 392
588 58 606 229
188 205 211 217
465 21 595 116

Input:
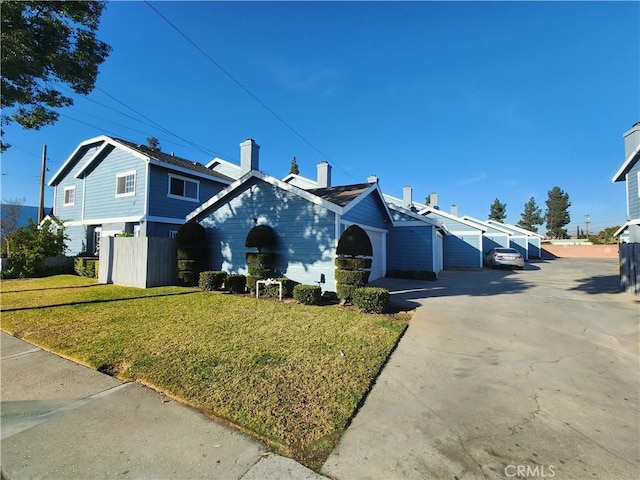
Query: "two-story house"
48 135 234 255
612 122 640 293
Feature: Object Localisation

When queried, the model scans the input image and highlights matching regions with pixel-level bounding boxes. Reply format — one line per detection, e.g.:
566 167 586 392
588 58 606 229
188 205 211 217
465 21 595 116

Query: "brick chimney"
623 122 640 159
403 186 413 209
240 138 259 175
317 161 331 188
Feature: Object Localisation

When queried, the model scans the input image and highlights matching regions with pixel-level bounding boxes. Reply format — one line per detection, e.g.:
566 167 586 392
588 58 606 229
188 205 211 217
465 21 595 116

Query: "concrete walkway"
322 258 639 479
1 333 326 480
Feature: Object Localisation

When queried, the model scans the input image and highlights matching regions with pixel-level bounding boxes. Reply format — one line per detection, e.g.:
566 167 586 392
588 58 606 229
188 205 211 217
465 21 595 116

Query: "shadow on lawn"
1 291 200 312
1 284 107 294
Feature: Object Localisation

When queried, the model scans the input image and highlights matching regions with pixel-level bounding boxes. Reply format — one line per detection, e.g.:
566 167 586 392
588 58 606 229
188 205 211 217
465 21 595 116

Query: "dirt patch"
542 244 618 259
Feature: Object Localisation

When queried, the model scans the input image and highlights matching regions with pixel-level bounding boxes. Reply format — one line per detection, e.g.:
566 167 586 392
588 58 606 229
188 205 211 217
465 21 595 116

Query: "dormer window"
63 186 75 206
116 171 136 197
168 174 199 201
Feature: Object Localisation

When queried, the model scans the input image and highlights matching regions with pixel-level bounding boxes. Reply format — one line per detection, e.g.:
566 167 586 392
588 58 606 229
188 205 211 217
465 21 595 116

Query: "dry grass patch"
1 275 407 469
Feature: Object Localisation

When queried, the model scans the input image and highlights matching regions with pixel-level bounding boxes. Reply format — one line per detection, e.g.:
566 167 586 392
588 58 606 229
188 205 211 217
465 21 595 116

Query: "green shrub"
245 225 277 251
336 284 357 303
386 270 437 281
336 225 372 257
247 264 272 278
353 287 389 314
226 274 247 294
335 269 370 287
246 252 276 265
293 284 321 305
176 222 206 245
199 271 227 291
177 270 198 286
177 259 196 272
74 257 99 278
335 257 372 270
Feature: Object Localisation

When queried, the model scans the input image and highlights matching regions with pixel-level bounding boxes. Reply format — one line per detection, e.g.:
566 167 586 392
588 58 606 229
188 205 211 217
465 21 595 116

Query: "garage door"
364 229 386 281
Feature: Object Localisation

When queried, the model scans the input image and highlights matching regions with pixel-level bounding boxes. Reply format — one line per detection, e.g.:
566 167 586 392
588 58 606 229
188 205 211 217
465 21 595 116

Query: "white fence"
99 237 177 288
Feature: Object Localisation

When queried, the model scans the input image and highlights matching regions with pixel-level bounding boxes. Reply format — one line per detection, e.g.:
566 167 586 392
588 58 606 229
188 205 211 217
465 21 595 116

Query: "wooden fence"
99 237 177 288
619 242 640 295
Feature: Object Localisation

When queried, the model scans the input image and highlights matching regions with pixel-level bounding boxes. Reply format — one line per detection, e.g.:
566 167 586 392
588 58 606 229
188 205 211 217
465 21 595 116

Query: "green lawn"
1 275 408 469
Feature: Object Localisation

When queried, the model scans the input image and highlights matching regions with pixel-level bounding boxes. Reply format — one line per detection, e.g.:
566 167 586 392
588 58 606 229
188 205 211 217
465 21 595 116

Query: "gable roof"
282 173 319 190
187 172 393 225
612 142 640 183
486 220 545 238
49 135 234 186
205 157 242 180
415 205 485 232
462 215 514 235
385 201 447 232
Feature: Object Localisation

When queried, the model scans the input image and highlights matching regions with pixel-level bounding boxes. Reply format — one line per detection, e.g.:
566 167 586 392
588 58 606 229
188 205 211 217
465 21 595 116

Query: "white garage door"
364 229 385 281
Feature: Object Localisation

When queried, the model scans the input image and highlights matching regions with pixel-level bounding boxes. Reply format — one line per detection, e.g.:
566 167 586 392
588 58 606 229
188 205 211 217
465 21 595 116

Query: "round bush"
336 225 372 257
353 287 389 314
177 270 198 287
199 270 227 291
176 222 206 245
335 257 372 270
293 284 322 305
225 274 247 294
335 269 370 287
245 225 276 251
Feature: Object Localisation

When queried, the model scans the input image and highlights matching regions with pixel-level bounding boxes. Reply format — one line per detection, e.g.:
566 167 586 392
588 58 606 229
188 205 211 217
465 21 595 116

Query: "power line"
144 1 358 182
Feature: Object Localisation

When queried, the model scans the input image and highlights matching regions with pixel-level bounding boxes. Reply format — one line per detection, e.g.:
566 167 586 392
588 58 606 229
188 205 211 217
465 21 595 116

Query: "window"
63 186 75 206
168 230 177 239
116 171 136 197
168 174 199 201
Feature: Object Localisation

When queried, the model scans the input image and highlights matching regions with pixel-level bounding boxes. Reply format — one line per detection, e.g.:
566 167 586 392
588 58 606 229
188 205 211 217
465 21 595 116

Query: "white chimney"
317 161 331 188
403 186 413 208
623 122 640 159
429 192 439 210
450 204 458 216
367 174 378 183
240 138 259 175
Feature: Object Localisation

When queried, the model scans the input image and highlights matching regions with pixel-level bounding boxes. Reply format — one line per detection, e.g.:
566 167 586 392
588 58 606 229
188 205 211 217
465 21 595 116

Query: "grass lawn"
1 275 408 469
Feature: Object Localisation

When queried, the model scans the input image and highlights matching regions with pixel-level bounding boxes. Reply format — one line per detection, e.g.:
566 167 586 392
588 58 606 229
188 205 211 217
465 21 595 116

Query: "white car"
485 248 525 269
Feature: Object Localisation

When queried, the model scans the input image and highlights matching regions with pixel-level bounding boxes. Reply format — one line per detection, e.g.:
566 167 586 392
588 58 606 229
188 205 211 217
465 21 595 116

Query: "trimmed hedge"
336 284 357 303
176 222 207 286
293 284 322 305
353 287 389 314
335 269 370 287
335 257 372 270
336 225 373 257
199 271 227 291
226 274 247 294
386 270 437 281
176 222 206 244
74 257 99 278
177 270 198 287
246 252 276 265
245 225 276 251
247 264 272 278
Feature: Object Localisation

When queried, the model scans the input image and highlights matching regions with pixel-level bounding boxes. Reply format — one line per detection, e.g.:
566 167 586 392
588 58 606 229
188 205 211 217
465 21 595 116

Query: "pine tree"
289 157 299 175
545 187 571 239
488 198 507 222
146 137 161 151
517 197 544 232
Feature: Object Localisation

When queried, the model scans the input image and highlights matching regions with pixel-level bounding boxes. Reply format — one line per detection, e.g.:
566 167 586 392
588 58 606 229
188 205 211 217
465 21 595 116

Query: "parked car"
485 248 525 269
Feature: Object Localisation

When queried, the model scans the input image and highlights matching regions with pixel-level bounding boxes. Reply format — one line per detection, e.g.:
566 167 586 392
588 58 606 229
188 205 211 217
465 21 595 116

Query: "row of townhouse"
51 135 543 291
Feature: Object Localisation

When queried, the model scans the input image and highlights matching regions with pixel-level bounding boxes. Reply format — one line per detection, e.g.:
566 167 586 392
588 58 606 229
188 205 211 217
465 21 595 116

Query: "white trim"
205 156 242 175
342 183 394 224
386 201 442 228
419 206 486 232
144 161 150 218
48 136 110 186
63 186 76 206
614 219 640 237
339 220 388 234
282 173 318 189
626 176 630 217
115 170 136 197
168 173 200 202
462 215 514 235
637 171 640 198
149 158 232 185
487 220 545 238
62 215 145 227
75 142 111 178
449 229 485 236
146 216 187 224
612 143 640 183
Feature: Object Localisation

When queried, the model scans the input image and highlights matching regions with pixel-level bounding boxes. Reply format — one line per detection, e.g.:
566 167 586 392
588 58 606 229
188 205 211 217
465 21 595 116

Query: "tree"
289 156 299 175
488 198 507 222
545 186 571 239
1 197 24 255
146 137 161 151
517 197 544 233
1 1 111 151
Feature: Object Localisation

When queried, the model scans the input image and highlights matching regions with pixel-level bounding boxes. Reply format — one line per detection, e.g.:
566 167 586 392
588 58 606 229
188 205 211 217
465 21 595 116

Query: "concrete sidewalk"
1 332 326 480
322 259 639 479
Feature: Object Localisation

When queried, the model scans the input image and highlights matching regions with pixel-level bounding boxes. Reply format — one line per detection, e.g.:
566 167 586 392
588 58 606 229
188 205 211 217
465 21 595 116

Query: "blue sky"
2 1 638 234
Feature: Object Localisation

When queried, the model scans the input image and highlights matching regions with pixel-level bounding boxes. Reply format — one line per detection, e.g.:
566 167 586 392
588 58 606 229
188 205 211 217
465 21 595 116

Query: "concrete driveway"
322 258 639 480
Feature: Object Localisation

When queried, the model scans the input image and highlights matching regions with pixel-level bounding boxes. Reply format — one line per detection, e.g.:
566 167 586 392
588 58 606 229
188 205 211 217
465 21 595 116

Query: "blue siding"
387 225 434 271
528 237 541 258
509 236 529 260
147 165 226 219
444 232 482 268
64 225 87 256
627 161 640 220
53 145 102 221
391 210 416 223
482 234 510 253
83 147 146 220
197 178 338 290
424 211 475 232
343 192 389 230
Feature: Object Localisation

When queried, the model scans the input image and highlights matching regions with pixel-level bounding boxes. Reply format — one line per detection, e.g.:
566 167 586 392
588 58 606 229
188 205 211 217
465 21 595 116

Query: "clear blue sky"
2 1 638 234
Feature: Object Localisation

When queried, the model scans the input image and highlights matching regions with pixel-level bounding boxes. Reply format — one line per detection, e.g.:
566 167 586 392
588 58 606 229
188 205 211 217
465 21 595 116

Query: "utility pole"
585 214 590 238
38 144 47 223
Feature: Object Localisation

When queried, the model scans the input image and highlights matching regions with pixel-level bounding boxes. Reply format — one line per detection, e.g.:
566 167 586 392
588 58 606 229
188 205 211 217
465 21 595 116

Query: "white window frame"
63 186 75 206
168 173 199 202
116 170 136 197
168 230 177 239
